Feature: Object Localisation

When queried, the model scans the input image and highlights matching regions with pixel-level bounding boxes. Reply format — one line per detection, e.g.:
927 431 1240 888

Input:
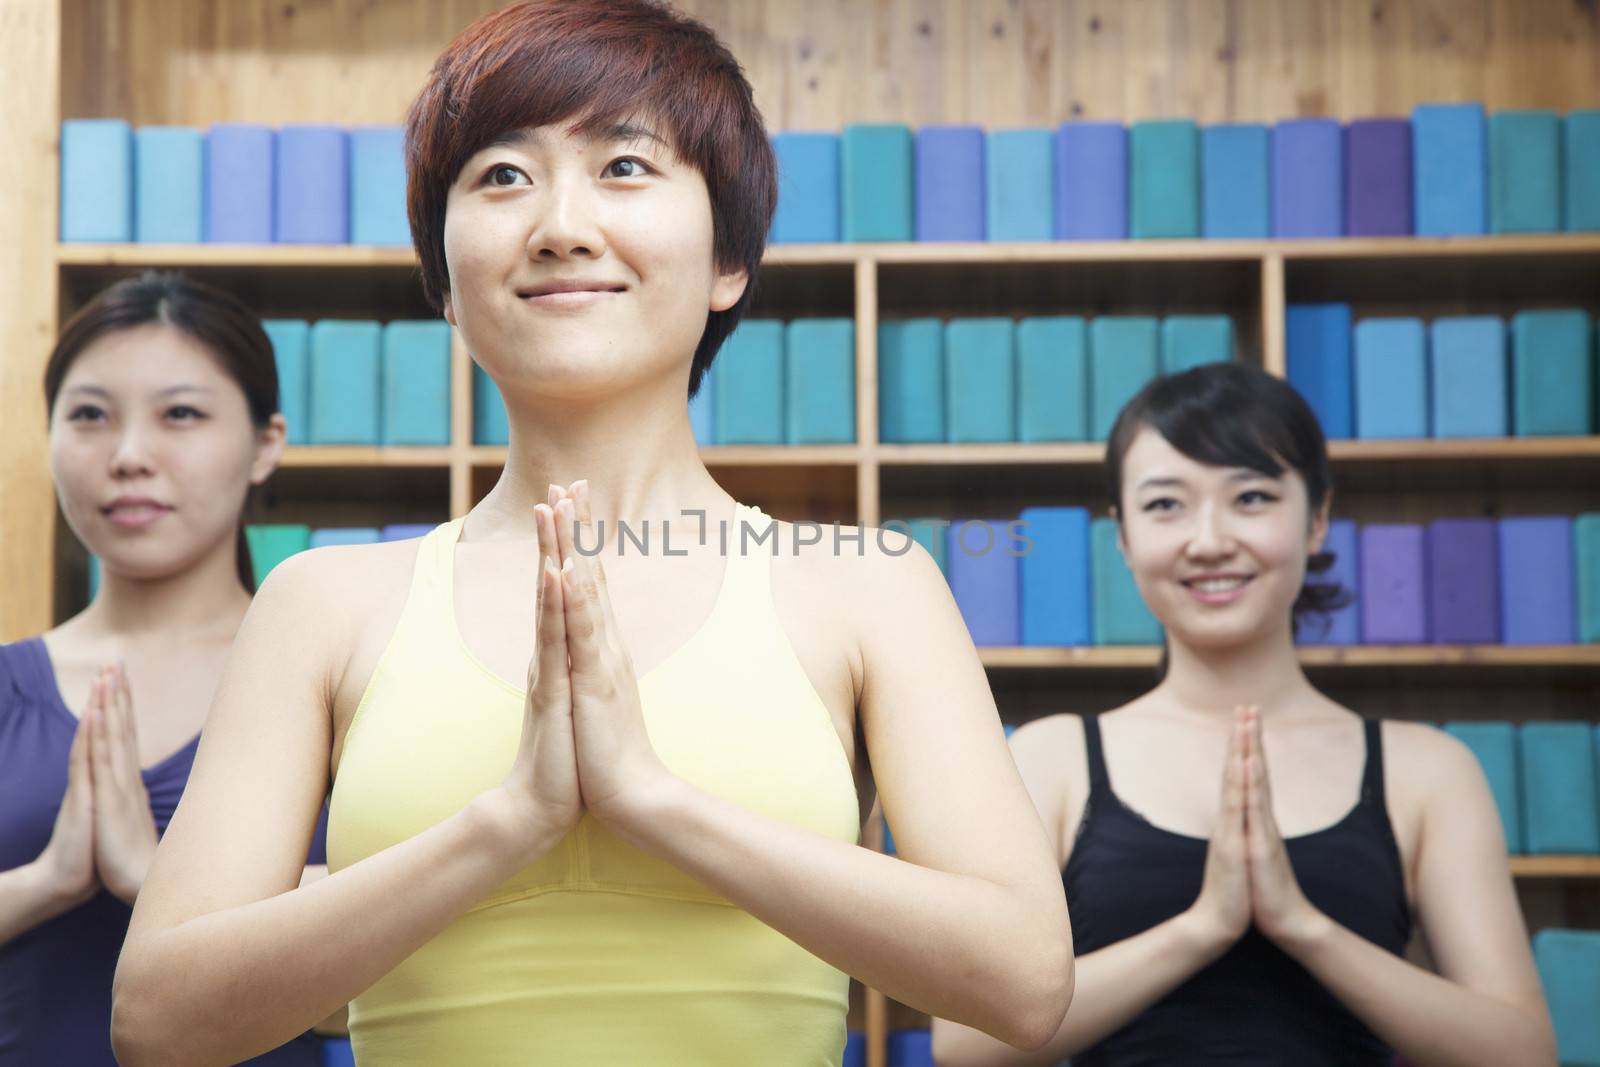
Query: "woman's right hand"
38 712 100 908
1182 711 1253 957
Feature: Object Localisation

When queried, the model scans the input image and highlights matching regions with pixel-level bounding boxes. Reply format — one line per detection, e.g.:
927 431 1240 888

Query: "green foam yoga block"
262 320 311 446
1130 120 1200 239
945 318 1015 443
714 319 785 444
1520 722 1600 854
1443 722 1523 853
1016 316 1088 443
1511 309 1593 436
1534 929 1600 1066
246 525 311 587
785 318 855 444
842 124 913 242
1091 517 1161 645
878 319 945 443
380 321 451 446
308 320 381 445
1489 110 1561 234
901 517 949 577
1579 513 1600 643
1090 317 1160 441
472 364 508 446
1160 315 1233 374
1566 110 1600 232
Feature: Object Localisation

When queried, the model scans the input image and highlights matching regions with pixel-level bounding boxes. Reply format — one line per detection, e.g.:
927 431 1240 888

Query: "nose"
1183 501 1236 561
109 423 156 480
527 170 607 262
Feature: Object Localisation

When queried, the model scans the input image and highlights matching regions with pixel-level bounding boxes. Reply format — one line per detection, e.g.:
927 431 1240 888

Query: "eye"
604 157 653 179
485 164 530 187
1237 489 1278 507
165 405 207 422
65 404 106 423
1141 497 1179 514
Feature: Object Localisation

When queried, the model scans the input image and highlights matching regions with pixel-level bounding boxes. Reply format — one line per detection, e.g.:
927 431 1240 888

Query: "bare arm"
1 714 98 945
0 861 92 945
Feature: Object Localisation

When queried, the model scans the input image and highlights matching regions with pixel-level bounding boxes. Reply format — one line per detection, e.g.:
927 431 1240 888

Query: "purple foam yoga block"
1346 118 1413 236
947 519 1021 646
1360 524 1428 644
1499 517 1576 645
1272 119 1344 237
1427 519 1499 644
206 124 274 243
275 125 349 243
915 125 985 241
1056 123 1127 240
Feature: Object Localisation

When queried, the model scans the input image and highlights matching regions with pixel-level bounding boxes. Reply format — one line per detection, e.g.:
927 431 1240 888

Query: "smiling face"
1116 426 1329 650
48 322 284 582
439 119 749 403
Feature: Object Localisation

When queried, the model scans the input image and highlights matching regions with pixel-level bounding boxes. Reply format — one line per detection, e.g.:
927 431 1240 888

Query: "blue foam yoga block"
842 124 913 242
915 125 984 241
61 119 132 242
321 1035 357 1067
1427 518 1499 644
1299 518 1359 645
1412 103 1488 236
1091 517 1161 645
1566 110 1600 232
275 125 348 243
1578 513 1600 643
381 524 436 542
1017 316 1088 442
1285 304 1354 439
902 517 949 577
947 519 1020 646
1130 119 1200 239
309 321 380 445
878 319 945 443
1511 309 1593 436
1056 122 1127 240
771 132 841 243
945 318 1015 443
841 1031 866 1067
1201 123 1270 239
1271 119 1343 237
1534 929 1600 1067
472 364 508 446
1019 506 1090 647
1354 317 1428 439
133 127 203 243
349 126 409 246
262 319 311 446
1345 118 1413 237
985 129 1054 241
887 1028 935 1067
785 318 855 444
1520 723 1600 854
1160 315 1233 374
1489 110 1561 234
246 525 311 586
1498 516 1575 645
1443 722 1522 853
688 369 714 445
713 319 785 444
1360 524 1428 644
1429 316 1508 438
310 528 380 549
380 320 451 446
206 123 274 243
1089 317 1159 442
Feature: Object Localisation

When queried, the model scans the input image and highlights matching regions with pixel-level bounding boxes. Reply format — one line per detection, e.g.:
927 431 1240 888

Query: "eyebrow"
1135 469 1280 491
486 121 669 153
63 384 214 399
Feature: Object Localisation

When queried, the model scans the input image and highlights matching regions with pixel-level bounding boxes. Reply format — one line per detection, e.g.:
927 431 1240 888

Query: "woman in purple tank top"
0 272 324 1066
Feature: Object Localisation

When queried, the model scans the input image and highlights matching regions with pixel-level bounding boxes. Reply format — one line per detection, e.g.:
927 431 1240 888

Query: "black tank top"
1063 716 1412 1066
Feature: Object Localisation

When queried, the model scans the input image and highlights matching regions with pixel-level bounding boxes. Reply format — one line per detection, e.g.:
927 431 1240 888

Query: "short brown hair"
405 0 776 397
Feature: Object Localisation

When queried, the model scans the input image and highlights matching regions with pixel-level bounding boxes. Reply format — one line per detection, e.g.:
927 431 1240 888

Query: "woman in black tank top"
933 364 1554 1066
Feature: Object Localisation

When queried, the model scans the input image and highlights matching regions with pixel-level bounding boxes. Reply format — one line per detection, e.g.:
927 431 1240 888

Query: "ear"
709 267 748 314
442 290 458 328
1308 494 1332 556
250 414 288 486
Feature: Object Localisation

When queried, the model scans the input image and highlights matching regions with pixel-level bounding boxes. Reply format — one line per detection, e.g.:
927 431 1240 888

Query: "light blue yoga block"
842 124 913 242
1091 517 1161 645
1520 722 1600 854
381 524 436 542
1566 110 1600 233
878 319 945 443
380 320 451 445
309 321 381 445
61 119 132 241
688 369 714 445
1299 518 1359 645
349 126 409 246
309 528 380 549
1286 304 1354 439
786 318 855 444
1160 315 1233 374
902 517 949 577
1534 929 1600 1067
133 127 203 243
1430 316 1508 438
1201 124 1270 238
1443 722 1523 853
985 129 1054 241
205 124 274 243
1578 513 1600 644
1511 309 1593 436
1016 316 1088 442
262 320 311 446
472 364 508 446
947 519 1021 646
945 318 1015 443
1489 110 1561 234
1019 506 1091 647
1413 103 1487 236
1130 120 1200 239
275 125 349 243
1089 317 1159 442
713 319 785 444
1354 317 1428 439
772 132 840 243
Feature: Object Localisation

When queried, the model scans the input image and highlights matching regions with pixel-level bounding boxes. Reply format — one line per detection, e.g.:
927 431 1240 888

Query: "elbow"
989 926 1074 1052
111 955 190 1067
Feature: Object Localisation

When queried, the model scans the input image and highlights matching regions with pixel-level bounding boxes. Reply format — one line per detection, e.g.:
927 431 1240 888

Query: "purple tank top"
0 637 321 1066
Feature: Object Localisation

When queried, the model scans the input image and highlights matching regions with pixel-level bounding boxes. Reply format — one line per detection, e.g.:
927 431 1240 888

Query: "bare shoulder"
781 519 945 602
1009 714 1086 865
1381 719 1482 791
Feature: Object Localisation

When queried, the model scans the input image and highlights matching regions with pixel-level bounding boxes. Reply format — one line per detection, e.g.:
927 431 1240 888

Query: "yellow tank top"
326 502 861 1066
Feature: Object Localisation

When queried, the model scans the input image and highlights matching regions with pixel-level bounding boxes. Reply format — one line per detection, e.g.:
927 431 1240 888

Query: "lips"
103 498 173 528
516 281 627 299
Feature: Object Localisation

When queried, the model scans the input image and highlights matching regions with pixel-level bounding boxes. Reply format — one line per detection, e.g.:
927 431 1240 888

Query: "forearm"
111 791 556 1067
933 909 1226 1066
0 861 91 945
1281 914 1557 1067
613 777 1073 1051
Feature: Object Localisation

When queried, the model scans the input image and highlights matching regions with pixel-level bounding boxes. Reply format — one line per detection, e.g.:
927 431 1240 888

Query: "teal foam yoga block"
1016 317 1087 442
1430 316 1508 438
61 119 132 241
985 129 1054 241
785 318 855 444
380 321 451 445
1579 513 1600 643
901 517 949 577
1160 315 1233 375
714 319 785 444
945 318 1015 443
349 126 410 246
1090 317 1160 441
246 525 311 586
262 320 311 445
878 319 945 443
1520 722 1600 854
1354 317 1428 439
472 364 508 446
1511 309 1593 436
1130 120 1200 239
309 321 381 445
1443 722 1523 853
1534 929 1600 1067
134 127 203 243
1489 110 1561 234
1091 517 1161 645
1566 110 1600 232
842 124 913 242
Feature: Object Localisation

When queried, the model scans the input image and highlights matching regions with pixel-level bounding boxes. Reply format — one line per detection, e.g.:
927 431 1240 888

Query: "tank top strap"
1361 717 1387 808
404 517 465 613
712 502 775 612
1079 715 1111 792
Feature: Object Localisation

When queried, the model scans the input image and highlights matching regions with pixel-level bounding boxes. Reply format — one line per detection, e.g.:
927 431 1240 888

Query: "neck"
1156 622 1317 720
81 530 252 644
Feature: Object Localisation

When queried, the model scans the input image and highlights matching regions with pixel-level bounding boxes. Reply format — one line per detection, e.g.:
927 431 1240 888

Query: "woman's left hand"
88 664 159 905
1241 706 1327 948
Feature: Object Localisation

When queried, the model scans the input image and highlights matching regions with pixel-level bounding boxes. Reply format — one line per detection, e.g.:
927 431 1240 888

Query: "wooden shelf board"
1510 856 1600 879
978 645 1600 670
469 445 862 467
1328 437 1600 462
57 243 419 268
280 447 452 468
